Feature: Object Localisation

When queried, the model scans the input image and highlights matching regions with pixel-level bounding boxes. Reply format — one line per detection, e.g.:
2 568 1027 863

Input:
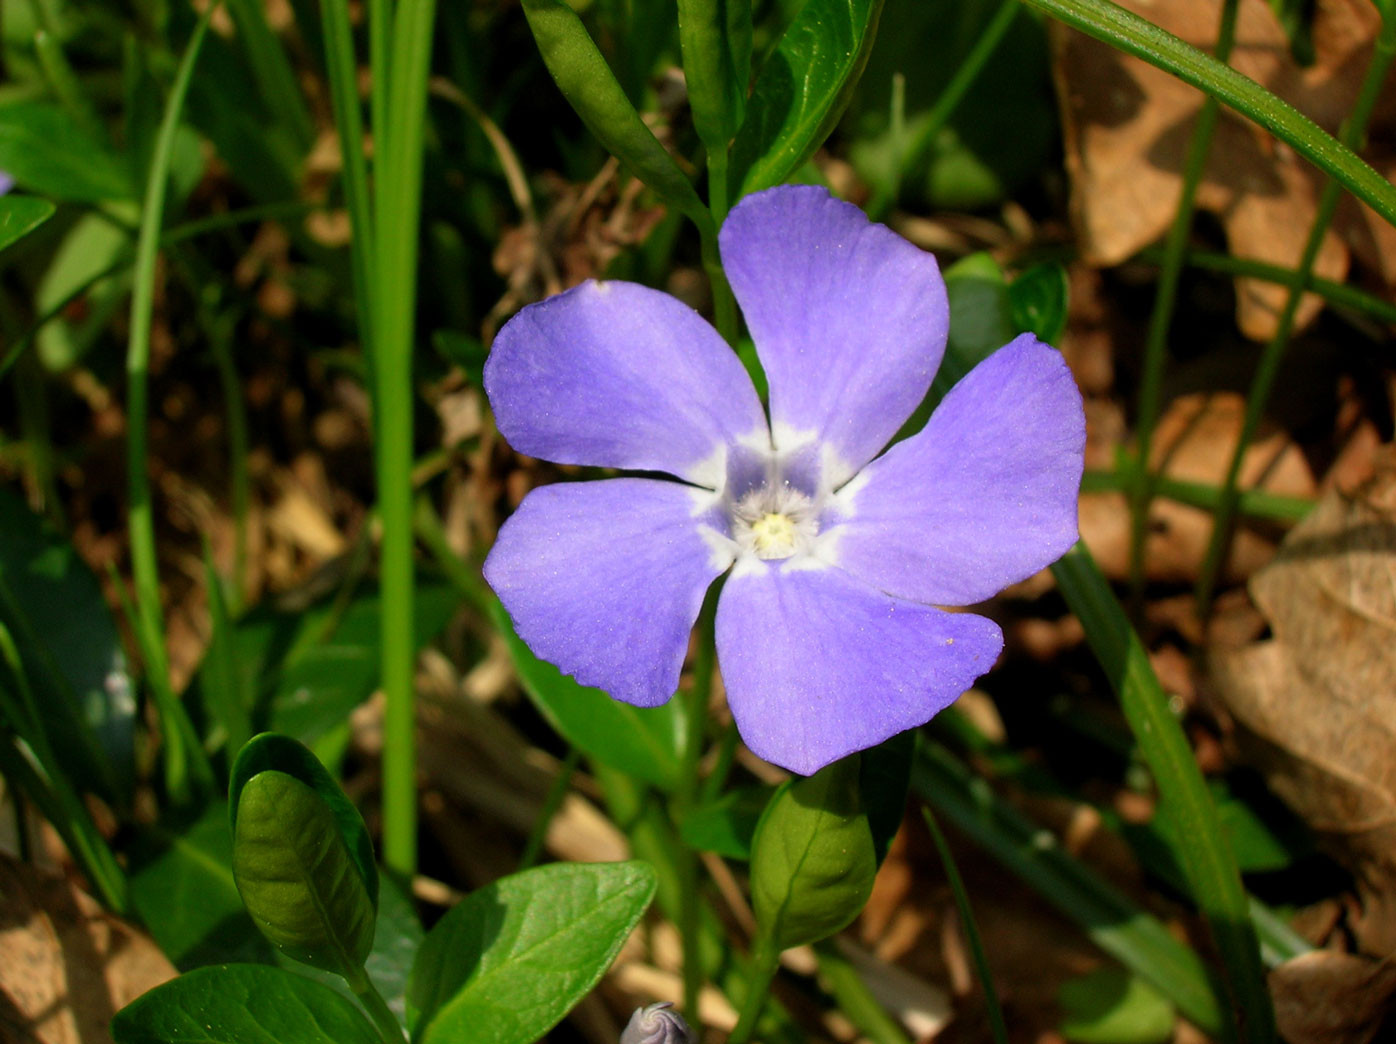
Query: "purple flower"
620 1001 693 1044
483 186 1085 775
0 172 13 196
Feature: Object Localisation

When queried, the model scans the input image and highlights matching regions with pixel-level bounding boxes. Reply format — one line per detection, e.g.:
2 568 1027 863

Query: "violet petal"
829 334 1085 606
484 478 732 707
715 564 1003 775
484 280 766 487
719 185 948 483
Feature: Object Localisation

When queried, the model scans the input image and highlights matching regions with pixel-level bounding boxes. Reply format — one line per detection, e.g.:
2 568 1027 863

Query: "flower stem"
1195 4 1396 618
727 936 781 1044
1127 0 1238 612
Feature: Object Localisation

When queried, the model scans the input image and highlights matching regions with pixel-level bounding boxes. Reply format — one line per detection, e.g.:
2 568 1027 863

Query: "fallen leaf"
1209 448 1396 954
1053 0 1392 340
1269 950 1396 1044
0 854 175 1044
1079 391 1316 581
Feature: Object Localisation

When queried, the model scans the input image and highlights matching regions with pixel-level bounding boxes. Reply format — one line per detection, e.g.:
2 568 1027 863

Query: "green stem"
519 747 580 870
1195 8 1396 618
125 7 218 805
727 937 781 1044
372 0 439 879
347 968 406 1044
1137 245 1396 325
921 806 1007 1044
1128 0 1238 608
868 0 1018 220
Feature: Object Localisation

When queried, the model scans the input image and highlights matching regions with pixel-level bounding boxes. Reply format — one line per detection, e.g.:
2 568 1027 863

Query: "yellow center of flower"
750 512 800 559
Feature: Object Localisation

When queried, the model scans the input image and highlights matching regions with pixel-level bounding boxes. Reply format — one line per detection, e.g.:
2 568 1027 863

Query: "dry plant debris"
1210 448 1396 957
1053 0 1396 340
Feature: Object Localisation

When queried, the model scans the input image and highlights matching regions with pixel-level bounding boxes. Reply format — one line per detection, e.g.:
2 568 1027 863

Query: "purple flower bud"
0 172 13 196
620 1001 693 1044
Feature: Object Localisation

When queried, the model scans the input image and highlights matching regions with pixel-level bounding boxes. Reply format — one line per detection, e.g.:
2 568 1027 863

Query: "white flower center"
731 485 818 560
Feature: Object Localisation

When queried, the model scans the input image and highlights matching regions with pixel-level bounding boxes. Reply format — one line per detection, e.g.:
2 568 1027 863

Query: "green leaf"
750 756 877 950
229 733 379 915
0 487 134 803
128 803 272 969
859 729 914 866
677 0 752 150
230 736 377 977
111 963 382 1044
679 786 769 859
1059 967 1175 1044
0 195 55 254
1020 0 1396 228
35 210 133 372
1009 262 1069 347
407 861 657 1044
729 0 885 196
0 102 133 202
189 580 459 749
488 598 685 791
520 0 708 225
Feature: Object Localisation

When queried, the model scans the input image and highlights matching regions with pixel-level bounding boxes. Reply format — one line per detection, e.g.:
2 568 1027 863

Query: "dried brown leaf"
1209 448 1396 953
0 855 175 1044
1053 0 1392 340
1269 950 1396 1044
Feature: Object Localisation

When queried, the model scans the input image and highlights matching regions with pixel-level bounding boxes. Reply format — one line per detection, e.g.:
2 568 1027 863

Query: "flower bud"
620 1001 693 1044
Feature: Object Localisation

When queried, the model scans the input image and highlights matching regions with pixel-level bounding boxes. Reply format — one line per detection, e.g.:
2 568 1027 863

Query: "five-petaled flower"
483 185 1085 775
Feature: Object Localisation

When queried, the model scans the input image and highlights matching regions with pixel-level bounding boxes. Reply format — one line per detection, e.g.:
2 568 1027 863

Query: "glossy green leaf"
0 487 134 802
1009 262 1069 347
0 102 132 202
0 195 55 254
679 786 769 859
1020 0 1396 228
1059 967 1175 1044
520 0 708 224
229 733 379 916
729 0 885 196
128 804 272 970
750 756 877 950
407 861 657 1044
677 0 752 149
488 598 685 791
111 963 381 1044
230 738 377 977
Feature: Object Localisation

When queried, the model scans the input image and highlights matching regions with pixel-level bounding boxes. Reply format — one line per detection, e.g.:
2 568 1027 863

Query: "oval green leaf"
0 195 55 254
229 732 378 909
231 767 376 976
489 598 685 791
111 963 381 1044
407 861 657 1044
730 0 885 196
0 102 133 202
1009 262 1069 347
750 756 877 951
